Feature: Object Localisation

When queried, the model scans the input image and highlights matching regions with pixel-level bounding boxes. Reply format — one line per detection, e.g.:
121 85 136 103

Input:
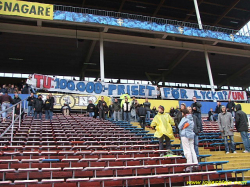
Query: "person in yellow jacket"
151 105 175 156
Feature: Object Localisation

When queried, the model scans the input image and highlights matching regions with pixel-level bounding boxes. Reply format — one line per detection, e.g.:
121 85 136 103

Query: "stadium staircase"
0 114 235 187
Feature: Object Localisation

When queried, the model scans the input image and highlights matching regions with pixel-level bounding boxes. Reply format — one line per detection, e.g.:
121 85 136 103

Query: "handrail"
0 97 28 145
53 5 249 37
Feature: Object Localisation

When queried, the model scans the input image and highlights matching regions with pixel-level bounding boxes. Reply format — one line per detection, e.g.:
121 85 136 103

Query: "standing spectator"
187 107 201 156
26 75 36 93
49 93 55 119
113 98 121 121
157 86 161 99
87 100 96 117
138 104 147 129
8 85 15 94
178 109 198 170
208 108 215 121
97 96 107 120
0 91 13 122
108 102 114 119
191 96 202 131
170 107 176 117
227 99 236 117
131 97 138 121
13 94 21 105
151 105 175 156
218 106 236 154
235 104 250 153
21 84 29 94
123 98 131 123
27 93 35 116
214 102 222 121
44 95 53 121
14 104 24 120
174 103 187 135
33 94 43 120
151 106 157 118
143 98 151 121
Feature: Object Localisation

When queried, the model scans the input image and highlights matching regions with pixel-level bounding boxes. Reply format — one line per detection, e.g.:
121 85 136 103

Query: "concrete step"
207 157 250 161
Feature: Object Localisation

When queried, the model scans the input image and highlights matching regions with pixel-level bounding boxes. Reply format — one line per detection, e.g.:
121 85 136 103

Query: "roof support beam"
213 0 240 25
1 23 250 58
80 40 97 80
218 64 250 88
119 0 126 12
82 0 86 7
153 0 165 17
184 0 203 21
145 72 155 85
156 50 191 82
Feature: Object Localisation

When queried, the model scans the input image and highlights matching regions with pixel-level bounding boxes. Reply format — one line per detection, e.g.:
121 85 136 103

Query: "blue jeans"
45 110 51 120
240 131 250 152
213 113 219 121
89 112 95 117
224 136 235 152
124 112 131 123
193 112 202 131
1 102 10 119
28 106 34 116
146 111 151 121
194 134 199 156
34 111 42 120
113 111 121 121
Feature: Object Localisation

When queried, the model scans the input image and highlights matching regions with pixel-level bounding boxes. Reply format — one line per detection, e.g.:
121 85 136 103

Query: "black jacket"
21 85 29 94
193 114 201 134
227 101 235 113
13 96 21 105
191 102 202 113
98 100 107 110
44 99 53 110
235 104 248 132
87 103 96 112
33 98 43 112
138 106 146 116
174 110 183 134
170 109 176 117
27 96 35 106
215 105 222 114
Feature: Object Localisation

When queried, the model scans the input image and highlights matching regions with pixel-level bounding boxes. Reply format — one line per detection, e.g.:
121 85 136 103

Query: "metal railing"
0 98 28 145
54 5 249 36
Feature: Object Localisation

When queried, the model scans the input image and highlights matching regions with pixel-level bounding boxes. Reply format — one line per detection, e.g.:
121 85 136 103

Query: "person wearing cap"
178 108 198 171
151 105 175 156
0 91 13 122
33 94 44 120
218 105 236 154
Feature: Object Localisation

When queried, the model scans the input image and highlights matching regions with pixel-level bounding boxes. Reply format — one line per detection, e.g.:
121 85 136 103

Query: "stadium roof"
33 0 250 30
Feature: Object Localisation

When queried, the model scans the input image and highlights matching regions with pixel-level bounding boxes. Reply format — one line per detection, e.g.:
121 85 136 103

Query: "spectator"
191 96 202 131
44 95 53 121
26 75 36 93
208 108 215 121
0 91 13 122
151 106 157 118
108 102 114 119
226 99 235 117
187 107 201 156
61 103 70 116
178 108 198 171
151 105 175 156
49 93 55 118
97 96 108 120
8 85 15 94
13 94 21 105
33 94 43 120
87 100 96 117
214 102 222 121
0 85 7 93
157 86 161 99
14 104 24 120
170 107 176 117
218 106 236 154
21 84 29 94
138 104 147 129
113 98 121 121
174 103 187 135
143 98 151 121
235 104 250 153
27 93 35 116
123 98 131 123
131 97 139 121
